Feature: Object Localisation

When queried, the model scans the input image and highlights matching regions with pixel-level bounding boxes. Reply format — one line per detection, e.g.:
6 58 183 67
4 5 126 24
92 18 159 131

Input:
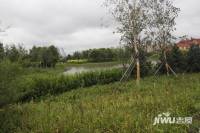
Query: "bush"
187 45 200 72
168 46 187 73
19 69 122 101
156 46 186 74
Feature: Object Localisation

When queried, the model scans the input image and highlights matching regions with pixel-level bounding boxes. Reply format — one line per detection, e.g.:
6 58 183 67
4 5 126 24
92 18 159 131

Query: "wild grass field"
1 73 200 133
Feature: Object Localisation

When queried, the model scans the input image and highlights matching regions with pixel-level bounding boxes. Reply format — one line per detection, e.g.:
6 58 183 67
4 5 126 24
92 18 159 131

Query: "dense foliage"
0 43 60 68
29 45 59 67
187 45 200 72
157 45 200 74
167 46 187 73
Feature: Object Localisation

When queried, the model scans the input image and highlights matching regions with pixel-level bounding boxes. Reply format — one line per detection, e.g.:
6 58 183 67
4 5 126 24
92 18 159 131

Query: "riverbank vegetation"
1 43 200 107
19 68 122 102
0 59 123 106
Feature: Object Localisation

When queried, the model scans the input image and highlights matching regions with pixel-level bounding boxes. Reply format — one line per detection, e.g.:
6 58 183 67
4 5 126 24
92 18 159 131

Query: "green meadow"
1 73 200 133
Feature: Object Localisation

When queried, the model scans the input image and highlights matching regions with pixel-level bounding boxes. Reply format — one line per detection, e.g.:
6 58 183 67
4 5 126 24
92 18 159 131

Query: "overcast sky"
0 0 200 54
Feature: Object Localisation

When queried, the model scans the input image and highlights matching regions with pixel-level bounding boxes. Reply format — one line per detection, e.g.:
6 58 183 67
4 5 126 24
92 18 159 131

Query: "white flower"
163 112 170 117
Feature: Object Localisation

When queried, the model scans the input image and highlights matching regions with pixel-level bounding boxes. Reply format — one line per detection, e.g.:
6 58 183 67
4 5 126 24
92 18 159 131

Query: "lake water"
63 60 158 75
63 64 122 75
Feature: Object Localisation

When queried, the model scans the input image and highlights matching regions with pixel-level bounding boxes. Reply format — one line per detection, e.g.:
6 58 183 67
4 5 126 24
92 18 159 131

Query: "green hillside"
1 74 200 133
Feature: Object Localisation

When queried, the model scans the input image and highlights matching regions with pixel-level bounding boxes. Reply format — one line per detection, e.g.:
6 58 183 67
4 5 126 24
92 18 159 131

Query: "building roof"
177 38 200 48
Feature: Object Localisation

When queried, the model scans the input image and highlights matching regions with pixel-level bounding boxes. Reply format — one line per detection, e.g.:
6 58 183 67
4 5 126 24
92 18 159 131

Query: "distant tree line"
67 47 131 62
0 43 60 68
0 42 133 67
1 41 200 74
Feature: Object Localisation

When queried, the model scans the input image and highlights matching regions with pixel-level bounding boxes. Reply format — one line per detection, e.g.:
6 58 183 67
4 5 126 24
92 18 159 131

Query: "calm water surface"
63 64 122 75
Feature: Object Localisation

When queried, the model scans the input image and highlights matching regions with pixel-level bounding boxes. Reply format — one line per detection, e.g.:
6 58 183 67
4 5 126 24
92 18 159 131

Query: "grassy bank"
19 68 122 101
1 73 200 133
0 60 123 106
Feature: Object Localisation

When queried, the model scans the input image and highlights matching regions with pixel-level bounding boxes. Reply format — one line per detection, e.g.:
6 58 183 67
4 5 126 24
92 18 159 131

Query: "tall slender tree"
105 0 150 84
145 0 180 75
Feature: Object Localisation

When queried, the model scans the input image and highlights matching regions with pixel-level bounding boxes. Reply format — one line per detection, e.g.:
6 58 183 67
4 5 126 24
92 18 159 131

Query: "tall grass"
1 73 200 133
19 68 122 101
0 60 24 107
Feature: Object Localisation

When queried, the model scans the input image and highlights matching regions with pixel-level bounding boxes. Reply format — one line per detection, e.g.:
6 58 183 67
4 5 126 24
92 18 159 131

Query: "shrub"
187 45 200 72
156 46 186 74
168 46 187 73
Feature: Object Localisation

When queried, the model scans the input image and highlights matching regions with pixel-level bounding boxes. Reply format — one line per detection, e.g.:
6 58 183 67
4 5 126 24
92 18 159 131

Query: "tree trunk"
165 63 169 76
164 50 169 76
134 36 140 84
136 57 140 84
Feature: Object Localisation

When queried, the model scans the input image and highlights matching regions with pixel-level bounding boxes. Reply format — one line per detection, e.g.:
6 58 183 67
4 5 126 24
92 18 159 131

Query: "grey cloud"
0 0 199 53
175 0 200 37
0 0 117 53
0 0 108 35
